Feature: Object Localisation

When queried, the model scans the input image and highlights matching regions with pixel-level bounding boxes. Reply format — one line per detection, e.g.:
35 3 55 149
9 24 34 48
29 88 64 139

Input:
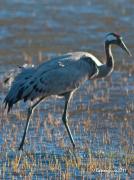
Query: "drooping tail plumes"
4 64 35 112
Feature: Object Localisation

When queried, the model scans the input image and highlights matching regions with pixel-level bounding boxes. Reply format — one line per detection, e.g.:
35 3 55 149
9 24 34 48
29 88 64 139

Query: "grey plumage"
4 52 98 112
4 32 131 150
4 64 36 112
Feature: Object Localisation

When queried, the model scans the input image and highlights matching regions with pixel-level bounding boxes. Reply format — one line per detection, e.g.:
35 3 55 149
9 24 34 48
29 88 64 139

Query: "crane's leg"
62 92 75 149
18 97 45 151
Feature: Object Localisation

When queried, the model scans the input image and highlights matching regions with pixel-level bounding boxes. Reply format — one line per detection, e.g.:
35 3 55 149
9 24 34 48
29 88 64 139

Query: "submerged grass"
0 149 133 179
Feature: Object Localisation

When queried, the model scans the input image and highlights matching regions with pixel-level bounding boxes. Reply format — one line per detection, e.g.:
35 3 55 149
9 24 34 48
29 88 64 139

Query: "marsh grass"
0 70 134 179
0 149 133 179
0 54 134 179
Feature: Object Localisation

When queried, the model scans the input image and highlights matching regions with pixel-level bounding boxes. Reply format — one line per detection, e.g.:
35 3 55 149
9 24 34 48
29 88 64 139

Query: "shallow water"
0 0 134 179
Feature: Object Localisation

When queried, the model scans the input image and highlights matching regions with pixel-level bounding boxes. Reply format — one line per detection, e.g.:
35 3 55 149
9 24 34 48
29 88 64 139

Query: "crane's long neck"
98 41 114 78
105 41 114 71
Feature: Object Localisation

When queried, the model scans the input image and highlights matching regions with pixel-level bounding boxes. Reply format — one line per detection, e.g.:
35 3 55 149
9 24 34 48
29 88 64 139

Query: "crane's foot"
71 144 78 165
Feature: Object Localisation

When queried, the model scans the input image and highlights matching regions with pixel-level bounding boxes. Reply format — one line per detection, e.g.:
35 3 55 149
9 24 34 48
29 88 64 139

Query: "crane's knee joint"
62 117 66 124
62 112 69 124
62 116 68 124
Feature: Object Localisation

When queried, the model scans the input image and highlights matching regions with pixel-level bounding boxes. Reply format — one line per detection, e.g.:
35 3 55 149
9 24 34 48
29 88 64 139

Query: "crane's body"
4 33 131 150
5 52 99 108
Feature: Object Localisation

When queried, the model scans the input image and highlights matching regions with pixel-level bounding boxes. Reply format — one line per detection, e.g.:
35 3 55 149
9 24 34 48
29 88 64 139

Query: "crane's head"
105 32 132 56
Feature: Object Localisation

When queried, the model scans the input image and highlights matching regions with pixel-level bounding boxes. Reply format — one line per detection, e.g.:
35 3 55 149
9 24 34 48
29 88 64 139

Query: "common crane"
4 32 131 151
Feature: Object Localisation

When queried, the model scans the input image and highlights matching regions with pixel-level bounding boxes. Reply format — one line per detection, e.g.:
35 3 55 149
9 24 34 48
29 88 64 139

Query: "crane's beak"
119 40 132 57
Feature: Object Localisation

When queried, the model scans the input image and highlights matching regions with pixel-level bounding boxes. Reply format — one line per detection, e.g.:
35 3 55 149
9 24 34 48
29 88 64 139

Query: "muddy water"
0 0 134 179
